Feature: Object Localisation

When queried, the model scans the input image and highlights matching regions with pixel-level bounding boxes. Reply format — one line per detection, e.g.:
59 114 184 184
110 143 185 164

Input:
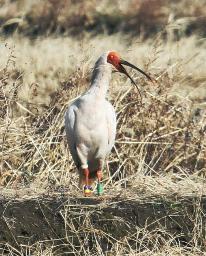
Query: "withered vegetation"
0 0 206 255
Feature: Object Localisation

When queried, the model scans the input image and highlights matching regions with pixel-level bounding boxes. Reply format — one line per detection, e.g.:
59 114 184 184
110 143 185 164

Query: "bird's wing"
105 101 116 154
65 104 81 169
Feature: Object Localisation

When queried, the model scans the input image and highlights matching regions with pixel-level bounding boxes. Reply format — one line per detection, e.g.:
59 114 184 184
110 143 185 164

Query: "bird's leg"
84 168 89 186
97 170 102 182
83 168 92 196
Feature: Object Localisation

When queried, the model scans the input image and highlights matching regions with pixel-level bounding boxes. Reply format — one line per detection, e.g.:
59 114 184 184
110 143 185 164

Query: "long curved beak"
119 59 153 83
118 59 153 102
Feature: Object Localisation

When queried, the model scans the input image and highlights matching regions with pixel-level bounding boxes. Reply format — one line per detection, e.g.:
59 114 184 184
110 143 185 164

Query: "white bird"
65 51 152 196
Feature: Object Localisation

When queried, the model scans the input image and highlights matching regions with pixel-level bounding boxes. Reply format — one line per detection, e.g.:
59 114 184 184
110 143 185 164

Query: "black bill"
120 59 153 82
118 59 154 102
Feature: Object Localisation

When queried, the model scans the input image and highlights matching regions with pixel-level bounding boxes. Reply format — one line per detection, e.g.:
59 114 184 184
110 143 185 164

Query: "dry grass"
0 34 205 254
1 234 205 256
0 35 205 189
0 0 206 38
0 0 206 254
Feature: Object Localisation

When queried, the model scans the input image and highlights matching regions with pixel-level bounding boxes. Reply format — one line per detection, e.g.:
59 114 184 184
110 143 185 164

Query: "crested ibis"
65 51 152 196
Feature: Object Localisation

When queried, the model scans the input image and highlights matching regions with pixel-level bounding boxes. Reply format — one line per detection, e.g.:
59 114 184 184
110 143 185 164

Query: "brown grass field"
0 0 206 255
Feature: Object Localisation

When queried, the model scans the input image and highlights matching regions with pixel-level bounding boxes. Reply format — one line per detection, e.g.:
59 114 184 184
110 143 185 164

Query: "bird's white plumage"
65 52 116 183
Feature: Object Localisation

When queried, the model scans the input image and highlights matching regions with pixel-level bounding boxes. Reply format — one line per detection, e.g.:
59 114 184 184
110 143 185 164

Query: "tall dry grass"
0 35 205 193
0 0 206 38
0 1 206 254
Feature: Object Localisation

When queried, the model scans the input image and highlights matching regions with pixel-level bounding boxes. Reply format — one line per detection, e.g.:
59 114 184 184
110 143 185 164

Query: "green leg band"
97 183 103 195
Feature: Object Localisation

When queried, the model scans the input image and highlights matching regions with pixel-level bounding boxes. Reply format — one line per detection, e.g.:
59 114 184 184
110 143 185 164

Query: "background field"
0 0 206 255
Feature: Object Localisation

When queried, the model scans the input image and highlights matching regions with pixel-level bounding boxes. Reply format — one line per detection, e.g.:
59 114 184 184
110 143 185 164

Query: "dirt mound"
0 191 205 254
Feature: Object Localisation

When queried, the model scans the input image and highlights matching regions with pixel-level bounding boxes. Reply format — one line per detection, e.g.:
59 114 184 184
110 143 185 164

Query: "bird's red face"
107 51 121 70
107 51 153 85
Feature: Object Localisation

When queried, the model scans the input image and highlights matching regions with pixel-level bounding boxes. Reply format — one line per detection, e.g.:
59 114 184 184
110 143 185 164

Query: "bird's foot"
83 185 93 197
97 183 104 196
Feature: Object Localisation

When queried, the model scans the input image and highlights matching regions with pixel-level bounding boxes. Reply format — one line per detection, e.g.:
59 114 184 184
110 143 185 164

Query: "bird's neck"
87 63 112 99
